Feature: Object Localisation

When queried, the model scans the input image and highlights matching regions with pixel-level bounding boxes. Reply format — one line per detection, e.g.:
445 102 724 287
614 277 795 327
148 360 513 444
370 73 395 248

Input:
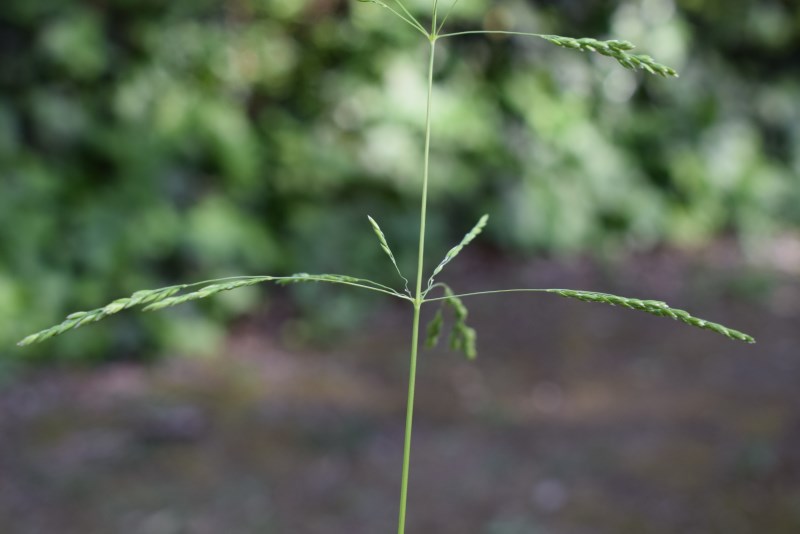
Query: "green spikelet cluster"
144 278 273 312
541 35 678 77
368 216 410 295
447 291 477 360
18 272 409 346
425 309 444 348
17 285 188 346
425 285 477 359
427 214 488 291
548 289 755 343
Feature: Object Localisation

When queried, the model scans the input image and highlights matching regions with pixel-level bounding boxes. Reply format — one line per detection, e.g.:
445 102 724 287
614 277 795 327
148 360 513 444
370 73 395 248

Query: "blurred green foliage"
1 0 798 360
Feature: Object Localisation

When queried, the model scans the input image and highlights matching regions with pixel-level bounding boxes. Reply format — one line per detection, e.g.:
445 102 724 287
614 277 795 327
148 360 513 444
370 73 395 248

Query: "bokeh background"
1 0 799 532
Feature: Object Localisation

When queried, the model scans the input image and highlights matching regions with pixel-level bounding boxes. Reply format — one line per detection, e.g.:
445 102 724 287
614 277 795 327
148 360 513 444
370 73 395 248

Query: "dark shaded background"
1 0 799 532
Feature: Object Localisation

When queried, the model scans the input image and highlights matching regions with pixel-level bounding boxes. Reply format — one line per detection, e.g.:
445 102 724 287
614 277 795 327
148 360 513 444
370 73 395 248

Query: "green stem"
415 40 436 301
436 0 460 35
398 301 421 534
390 0 428 35
397 36 437 534
372 1 430 36
423 288 551 302
438 29 546 39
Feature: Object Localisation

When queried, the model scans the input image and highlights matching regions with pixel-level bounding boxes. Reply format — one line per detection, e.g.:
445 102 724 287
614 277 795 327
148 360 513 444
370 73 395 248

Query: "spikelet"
143 278 273 312
18 272 406 346
548 289 754 343
17 285 187 346
425 309 443 348
450 321 477 360
425 284 478 359
368 216 410 295
541 35 678 77
428 214 488 290
444 288 477 359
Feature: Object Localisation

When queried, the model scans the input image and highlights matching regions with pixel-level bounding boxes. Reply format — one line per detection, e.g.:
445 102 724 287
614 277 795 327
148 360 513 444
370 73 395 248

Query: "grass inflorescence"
143 278 274 312
547 289 755 343
426 214 488 293
18 285 187 346
425 284 477 359
18 2 752 533
369 216 411 296
540 35 679 77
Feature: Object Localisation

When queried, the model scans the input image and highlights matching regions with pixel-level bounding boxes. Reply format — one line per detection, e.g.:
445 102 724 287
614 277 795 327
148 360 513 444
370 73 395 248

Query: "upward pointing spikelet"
547 289 755 343
368 216 410 295
428 214 488 290
541 35 679 77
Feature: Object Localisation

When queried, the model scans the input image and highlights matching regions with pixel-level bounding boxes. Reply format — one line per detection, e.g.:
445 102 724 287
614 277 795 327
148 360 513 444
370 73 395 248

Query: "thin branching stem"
277 276 412 300
388 8 429 36
252 275 408 298
436 0 460 35
314 274 402 294
422 281 447 299
423 287 549 302
202 274 406 298
437 29 548 40
390 0 428 35
367 0 430 37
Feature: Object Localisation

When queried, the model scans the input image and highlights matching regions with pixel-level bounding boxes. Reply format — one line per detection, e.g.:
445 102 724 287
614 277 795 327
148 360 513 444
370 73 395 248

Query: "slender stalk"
424 288 551 302
398 301 421 534
184 274 405 296
397 32 437 534
415 40 436 300
368 0 429 37
276 277 411 299
391 0 428 35
436 0 460 34
438 29 547 39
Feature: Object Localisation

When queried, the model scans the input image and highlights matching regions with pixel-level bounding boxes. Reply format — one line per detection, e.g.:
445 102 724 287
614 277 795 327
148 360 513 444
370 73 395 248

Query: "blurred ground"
1 245 799 534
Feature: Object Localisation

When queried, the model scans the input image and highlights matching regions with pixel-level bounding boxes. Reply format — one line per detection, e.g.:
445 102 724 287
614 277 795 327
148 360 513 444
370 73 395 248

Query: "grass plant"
19 1 754 532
